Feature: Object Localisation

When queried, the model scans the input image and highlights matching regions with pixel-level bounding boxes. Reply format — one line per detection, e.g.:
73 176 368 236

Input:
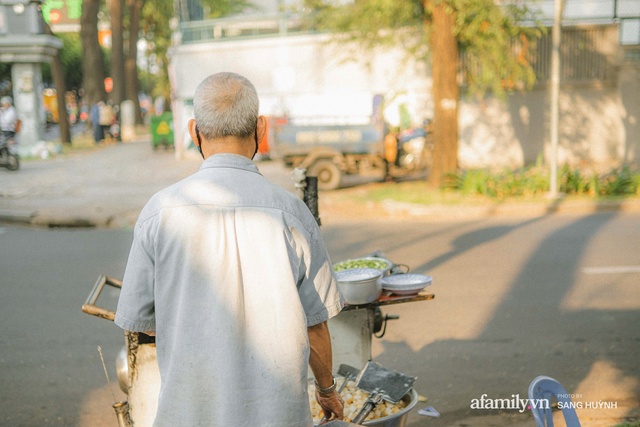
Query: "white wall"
169 31 640 169
169 33 432 155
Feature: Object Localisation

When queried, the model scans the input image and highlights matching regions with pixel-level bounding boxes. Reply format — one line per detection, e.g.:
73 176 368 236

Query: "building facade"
168 0 640 170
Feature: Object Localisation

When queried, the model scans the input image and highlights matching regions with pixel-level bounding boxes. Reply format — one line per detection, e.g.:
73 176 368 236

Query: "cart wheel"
308 159 341 191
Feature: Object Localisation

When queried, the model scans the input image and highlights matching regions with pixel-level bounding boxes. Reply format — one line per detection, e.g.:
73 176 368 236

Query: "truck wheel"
309 159 341 190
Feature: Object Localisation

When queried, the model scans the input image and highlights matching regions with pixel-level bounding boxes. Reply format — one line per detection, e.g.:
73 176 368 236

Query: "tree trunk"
110 0 125 106
427 1 459 187
125 0 145 125
81 0 106 107
44 23 71 144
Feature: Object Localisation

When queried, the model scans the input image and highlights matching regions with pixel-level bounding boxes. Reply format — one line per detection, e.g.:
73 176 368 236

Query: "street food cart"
81 173 435 426
83 273 433 426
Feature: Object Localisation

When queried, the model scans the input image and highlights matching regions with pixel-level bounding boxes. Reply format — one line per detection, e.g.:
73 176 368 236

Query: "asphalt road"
1 212 639 426
325 214 640 426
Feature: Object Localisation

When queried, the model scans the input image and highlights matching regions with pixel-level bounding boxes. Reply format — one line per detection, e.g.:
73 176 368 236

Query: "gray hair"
1 96 12 106
193 72 259 139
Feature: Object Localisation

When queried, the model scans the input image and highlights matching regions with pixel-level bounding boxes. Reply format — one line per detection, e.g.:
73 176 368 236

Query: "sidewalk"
0 138 201 228
1 138 639 228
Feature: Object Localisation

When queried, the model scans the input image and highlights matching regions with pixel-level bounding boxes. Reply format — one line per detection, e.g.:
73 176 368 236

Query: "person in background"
383 126 400 181
99 101 115 141
0 96 19 143
115 72 345 426
90 101 105 144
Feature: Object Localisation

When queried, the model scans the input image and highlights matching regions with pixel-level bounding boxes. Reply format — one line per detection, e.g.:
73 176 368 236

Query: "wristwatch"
315 378 337 396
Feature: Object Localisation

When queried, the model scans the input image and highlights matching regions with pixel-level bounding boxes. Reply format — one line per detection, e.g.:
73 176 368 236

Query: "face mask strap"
252 125 259 160
196 123 259 160
195 124 204 159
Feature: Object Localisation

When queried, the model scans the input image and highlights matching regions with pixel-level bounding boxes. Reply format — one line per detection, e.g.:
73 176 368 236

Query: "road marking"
583 266 640 274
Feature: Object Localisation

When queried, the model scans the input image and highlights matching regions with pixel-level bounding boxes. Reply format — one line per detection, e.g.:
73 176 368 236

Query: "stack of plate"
381 273 433 296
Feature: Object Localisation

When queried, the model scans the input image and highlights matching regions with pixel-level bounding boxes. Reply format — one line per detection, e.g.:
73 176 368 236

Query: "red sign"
49 9 62 24
104 77 113 93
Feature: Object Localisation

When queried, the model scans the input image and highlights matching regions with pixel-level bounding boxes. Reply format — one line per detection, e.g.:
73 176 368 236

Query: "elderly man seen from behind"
115 72 345 426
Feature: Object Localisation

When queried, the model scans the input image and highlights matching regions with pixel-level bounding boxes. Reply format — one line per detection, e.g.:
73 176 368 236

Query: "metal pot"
362 389 418 427
322 389 418 427
336 268 383 305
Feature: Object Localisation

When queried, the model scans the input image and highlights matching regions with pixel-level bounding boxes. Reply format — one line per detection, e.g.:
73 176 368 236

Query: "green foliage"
561 165 640 197
302 0 543 98
201 0 255 18
598 166 639 196
0 62 10 95
445 164 640 199
444 164 550 198
444 168 493 195
559 163 592 195
450 0 544 97
139 0 175 101
302 0 426 56
42 33 85 90
139 0 254 102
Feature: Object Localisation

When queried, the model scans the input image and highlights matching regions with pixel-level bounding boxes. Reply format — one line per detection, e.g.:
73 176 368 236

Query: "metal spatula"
351 361 416 424
337 364 360 392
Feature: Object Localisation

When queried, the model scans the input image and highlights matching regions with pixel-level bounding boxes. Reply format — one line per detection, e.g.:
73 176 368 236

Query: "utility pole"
549 0 565 198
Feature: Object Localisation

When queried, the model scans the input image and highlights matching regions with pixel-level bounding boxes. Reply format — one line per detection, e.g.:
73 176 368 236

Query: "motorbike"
395 126 433 172
0 132 20 171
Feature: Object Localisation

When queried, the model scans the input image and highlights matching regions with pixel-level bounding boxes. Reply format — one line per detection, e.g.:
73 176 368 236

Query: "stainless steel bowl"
336 268 383 305
318 389 419 427
362 388 419 427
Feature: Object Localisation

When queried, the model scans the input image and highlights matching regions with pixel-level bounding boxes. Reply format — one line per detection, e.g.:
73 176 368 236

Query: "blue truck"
271 123 431 190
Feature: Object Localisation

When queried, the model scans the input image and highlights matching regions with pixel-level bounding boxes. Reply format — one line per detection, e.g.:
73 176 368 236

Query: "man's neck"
202 136 254 159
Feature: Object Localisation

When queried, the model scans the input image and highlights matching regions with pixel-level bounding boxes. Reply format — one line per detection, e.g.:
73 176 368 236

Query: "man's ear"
257 115 268 146
187 119 199 147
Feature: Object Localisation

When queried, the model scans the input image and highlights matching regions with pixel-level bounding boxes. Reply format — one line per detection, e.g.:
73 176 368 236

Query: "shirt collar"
199 153 262 175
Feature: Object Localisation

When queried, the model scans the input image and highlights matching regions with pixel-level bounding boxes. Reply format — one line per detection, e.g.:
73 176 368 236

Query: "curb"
319 197 640 223
30 214 111 228
0 210 36 224
0 210 111 228
2 199 640 229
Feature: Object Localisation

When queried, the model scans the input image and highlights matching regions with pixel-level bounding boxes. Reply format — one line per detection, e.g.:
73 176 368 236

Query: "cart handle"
81 275 122 321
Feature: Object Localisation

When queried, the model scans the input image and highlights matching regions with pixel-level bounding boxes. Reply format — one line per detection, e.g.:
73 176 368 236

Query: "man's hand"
315 389 344 423
308 321 343 422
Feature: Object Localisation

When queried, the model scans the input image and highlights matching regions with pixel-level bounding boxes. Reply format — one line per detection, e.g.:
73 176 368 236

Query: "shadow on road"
371 213 640 426
323 213 639 425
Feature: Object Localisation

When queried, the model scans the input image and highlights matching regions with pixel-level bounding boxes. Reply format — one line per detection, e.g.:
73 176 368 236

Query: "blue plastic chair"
528 376 581 427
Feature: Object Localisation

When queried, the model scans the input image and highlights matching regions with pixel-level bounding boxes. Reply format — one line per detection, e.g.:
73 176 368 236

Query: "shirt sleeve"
114 219 156 332
298 226 345 327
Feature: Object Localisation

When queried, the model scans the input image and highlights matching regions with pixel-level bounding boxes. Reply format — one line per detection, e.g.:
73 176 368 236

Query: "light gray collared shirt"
115 153 343 427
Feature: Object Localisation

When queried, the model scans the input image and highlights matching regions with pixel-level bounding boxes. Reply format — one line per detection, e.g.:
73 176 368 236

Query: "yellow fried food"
309 380 406 423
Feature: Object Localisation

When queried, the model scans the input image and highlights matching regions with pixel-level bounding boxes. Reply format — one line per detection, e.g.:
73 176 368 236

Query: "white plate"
381 274 432 293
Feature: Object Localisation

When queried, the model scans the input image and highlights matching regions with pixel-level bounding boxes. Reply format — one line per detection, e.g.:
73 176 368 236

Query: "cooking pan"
351 361 416 425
